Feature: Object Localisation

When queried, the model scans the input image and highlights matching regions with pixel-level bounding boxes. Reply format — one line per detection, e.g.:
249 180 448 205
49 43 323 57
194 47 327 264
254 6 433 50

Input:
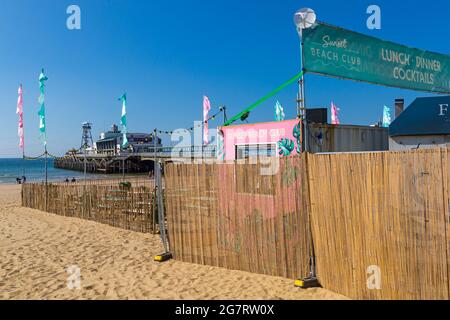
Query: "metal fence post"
156 160 169 253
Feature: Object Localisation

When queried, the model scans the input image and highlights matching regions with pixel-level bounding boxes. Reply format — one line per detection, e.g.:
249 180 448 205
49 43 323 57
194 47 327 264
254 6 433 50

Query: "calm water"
0 158 111 184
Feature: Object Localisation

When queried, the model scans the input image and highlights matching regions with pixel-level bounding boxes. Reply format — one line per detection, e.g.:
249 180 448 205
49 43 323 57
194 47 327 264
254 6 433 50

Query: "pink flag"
17 85 24 149
203 96 211 145
331 102 340 125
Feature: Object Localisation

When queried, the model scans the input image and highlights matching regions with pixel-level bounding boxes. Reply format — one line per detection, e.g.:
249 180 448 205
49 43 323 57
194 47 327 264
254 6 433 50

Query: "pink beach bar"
215 119 304 248
218 119 301 161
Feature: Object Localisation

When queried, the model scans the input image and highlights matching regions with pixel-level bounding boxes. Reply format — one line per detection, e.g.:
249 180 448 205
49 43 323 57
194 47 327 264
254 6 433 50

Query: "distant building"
302 109 389 153
389 96 450 151
95 124 162 155
306 123 388 153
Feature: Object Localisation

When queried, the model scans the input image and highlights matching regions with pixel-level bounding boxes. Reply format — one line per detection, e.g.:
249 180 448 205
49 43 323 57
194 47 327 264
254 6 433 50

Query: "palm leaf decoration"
293 122 302 154
278 138 295 156
293 122 301 139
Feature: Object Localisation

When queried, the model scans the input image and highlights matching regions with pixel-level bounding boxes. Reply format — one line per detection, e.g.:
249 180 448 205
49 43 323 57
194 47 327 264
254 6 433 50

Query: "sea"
0 158 113 184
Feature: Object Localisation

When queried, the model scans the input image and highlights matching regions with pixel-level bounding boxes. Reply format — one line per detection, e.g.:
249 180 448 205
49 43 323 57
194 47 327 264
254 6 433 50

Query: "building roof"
96 137 117 144
389 96 450 137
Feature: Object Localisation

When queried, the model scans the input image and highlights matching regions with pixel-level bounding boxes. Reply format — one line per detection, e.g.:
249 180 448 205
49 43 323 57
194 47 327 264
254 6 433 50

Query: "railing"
125 145 218 158
67 145 218 159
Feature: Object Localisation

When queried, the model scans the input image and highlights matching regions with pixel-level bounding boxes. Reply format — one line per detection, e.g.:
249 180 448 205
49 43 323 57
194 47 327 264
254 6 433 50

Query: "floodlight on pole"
294 8 317 37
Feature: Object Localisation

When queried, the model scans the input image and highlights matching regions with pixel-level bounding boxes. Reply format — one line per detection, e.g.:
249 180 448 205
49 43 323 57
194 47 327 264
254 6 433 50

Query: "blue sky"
0 0 449 157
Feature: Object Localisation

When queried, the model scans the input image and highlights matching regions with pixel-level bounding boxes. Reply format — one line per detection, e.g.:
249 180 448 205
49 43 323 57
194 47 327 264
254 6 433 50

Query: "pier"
54 145 217 174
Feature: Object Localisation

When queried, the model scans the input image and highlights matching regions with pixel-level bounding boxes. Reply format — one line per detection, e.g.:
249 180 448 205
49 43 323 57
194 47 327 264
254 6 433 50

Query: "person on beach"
65 178 70 183
21 176 26 184
71 177 76 183
16 177 22 184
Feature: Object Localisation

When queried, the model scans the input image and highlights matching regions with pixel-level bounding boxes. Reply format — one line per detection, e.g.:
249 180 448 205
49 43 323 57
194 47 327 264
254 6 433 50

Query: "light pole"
293 8 320 289
153 129 157 180
83 139 88 183
294 8 316 153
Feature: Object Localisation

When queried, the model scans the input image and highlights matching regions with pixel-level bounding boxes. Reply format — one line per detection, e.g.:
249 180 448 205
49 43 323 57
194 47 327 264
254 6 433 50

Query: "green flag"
119 93 128 147
38 69 48 146
382 105 392 128
275 100 285 121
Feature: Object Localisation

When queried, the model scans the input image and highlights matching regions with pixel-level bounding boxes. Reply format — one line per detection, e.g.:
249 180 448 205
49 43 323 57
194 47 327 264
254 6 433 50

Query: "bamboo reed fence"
21 148 450 299
164 148 450 300
22 177 158 233
164 158 311 280
307 148 450 300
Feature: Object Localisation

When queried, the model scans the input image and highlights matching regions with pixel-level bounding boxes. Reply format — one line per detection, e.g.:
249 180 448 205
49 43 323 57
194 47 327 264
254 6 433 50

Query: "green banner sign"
303 23 450 94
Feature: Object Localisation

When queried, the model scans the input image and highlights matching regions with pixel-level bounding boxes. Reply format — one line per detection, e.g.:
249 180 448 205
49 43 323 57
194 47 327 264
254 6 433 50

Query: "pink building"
214 120 304 250
217 119 301 161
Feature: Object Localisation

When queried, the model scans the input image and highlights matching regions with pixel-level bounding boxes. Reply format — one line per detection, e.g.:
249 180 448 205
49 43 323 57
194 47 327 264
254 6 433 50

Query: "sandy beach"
0 184 346 300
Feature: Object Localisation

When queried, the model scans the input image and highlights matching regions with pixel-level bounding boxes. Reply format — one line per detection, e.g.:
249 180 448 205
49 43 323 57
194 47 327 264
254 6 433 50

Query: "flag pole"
83 140 87 217
22 109 25 178
44 145 48 185
22 146 25 178
38 69 49 209
19 84 25 178
153 128 157 179
44 144 48 211
222 106 227 124
84 144 87 182
119 93 128 179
